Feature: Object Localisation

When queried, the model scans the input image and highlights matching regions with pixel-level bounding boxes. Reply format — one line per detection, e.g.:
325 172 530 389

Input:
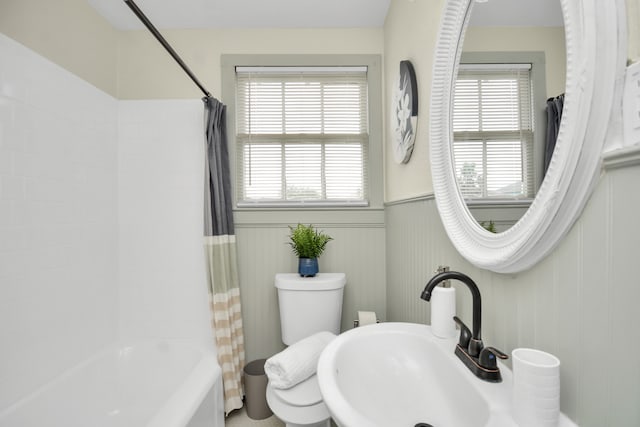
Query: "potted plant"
480 220 497 233
288 224 333 277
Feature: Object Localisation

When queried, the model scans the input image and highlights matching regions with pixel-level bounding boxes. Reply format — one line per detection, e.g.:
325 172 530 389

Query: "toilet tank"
275 273 346 345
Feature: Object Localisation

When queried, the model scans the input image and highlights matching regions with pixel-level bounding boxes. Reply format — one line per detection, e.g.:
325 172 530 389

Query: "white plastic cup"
512 348 561 427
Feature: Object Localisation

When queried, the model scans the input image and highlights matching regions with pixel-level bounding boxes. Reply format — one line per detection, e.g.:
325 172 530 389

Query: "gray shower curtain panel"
203 96 245 415
544 94 564 176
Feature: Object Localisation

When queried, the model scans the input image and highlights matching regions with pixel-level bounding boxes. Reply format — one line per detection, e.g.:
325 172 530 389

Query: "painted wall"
117 28 384 100
383 0 445 202
0 33 118 409
462 26 566 98
0 0 118 96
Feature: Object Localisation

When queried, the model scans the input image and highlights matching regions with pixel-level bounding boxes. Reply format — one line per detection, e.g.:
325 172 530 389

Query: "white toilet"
266 273 346 427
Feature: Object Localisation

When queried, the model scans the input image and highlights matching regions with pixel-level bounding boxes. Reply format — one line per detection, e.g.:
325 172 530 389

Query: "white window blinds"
235 66 369 206
453 64 534 200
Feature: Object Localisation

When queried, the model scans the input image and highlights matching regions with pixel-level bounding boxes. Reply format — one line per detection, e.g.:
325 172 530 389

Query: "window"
453 64 534 200
235 66 369 206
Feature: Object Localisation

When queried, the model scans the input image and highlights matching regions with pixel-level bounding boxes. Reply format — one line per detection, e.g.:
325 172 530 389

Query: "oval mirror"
430 0 626 273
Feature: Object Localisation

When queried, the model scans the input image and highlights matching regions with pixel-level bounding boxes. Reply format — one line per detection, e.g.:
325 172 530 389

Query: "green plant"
480 220 497 233
288 224 333 259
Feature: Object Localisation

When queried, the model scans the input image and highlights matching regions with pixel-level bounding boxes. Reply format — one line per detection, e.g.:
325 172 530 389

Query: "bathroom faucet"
421 271 508 382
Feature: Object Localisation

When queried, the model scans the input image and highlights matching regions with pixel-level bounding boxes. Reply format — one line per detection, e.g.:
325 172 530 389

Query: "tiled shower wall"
0 34 214 411
0 33 118 409
117 99 213 345
385 164 640 427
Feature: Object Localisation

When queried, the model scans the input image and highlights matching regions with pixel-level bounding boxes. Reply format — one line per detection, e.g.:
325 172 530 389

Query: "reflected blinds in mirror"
453 64 534 200
235 67 369 205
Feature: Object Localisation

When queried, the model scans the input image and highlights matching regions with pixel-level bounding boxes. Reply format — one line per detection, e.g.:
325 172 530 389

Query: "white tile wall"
0 33 118 409
117 100 213 344
0 34 214 413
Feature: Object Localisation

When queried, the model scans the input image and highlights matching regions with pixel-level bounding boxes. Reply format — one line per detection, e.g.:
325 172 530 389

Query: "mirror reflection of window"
453 64 534 200
452 0 565 233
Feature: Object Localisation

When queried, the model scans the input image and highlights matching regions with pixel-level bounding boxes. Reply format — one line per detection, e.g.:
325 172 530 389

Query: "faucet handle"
453 316 472 349
478 346 509 370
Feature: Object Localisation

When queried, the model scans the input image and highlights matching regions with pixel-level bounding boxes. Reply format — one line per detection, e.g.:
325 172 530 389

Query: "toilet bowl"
266 374 331 427
267 273 346 427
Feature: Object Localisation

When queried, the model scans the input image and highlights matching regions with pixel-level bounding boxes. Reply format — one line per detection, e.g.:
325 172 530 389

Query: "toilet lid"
272 374 323 407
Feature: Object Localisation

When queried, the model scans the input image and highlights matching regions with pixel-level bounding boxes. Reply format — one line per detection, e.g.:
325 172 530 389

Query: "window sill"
464 198 533 209
233 203 384 228
236 200 369 209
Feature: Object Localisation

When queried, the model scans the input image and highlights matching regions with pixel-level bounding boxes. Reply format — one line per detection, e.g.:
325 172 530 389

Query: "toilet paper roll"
430 286 457 338
357 311 378 326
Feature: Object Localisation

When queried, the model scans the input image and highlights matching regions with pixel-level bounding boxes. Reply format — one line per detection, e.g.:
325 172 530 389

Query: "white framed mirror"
430 0 627 274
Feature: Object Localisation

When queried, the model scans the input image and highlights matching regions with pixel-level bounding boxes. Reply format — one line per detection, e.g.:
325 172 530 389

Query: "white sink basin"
317 322 577 427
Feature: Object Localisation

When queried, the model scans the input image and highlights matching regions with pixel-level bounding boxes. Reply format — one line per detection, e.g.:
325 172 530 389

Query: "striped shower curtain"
203 96 245 415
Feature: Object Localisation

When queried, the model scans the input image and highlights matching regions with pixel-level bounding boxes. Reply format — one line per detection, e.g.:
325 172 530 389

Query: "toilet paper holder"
353 311 380 327
353 319 380 327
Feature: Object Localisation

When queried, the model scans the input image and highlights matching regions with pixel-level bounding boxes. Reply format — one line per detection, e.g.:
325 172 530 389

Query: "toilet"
266 273 346 427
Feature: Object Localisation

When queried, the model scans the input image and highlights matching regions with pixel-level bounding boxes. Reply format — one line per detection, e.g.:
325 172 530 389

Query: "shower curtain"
544 93 564 176
203 96 245 415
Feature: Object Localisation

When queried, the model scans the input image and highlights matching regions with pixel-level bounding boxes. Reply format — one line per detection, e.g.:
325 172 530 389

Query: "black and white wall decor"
392 60 418 164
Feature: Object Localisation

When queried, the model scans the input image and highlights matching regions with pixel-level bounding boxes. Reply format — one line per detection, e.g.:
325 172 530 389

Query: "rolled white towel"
264 331 336 389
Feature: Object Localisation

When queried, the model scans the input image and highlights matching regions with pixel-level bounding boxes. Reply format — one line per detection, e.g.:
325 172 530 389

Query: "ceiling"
86 0 563 31
86 0 392 30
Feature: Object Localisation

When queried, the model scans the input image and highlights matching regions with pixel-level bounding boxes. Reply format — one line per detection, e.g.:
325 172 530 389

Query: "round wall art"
392 60 418 164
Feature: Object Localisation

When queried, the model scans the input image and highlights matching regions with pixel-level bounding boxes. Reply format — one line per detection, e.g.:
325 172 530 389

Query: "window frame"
221 54 383 210
457 52 548 207
453 63 535 200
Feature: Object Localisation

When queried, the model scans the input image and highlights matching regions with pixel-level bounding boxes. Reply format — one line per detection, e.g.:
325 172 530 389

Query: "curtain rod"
124 0 212 98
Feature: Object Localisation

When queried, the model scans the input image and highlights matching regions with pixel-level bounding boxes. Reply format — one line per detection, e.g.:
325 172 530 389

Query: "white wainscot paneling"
385 164 640 427
235 215 386 362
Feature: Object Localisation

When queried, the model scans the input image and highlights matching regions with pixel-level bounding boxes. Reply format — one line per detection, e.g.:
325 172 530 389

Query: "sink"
317 322 577 427
317 322 492 427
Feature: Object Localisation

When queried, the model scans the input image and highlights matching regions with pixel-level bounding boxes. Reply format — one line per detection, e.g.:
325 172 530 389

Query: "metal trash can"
244 359 273 420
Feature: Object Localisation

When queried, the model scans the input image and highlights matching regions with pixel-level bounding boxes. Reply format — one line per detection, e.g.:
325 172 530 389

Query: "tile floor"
225 406 338 427
225 406 284 427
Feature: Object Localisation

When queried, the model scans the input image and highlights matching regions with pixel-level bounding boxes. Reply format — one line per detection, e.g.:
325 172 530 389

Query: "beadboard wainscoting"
385 160 640 427
235 210 386 362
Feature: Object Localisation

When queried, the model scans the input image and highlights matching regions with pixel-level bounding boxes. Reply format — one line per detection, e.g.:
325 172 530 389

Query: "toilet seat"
272 375 323 406
266 375 331 426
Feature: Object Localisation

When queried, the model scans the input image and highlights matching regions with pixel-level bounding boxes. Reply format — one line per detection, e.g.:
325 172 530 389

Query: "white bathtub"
0 340 224 427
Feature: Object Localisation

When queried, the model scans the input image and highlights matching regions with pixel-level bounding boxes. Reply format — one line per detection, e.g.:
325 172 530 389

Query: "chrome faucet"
421 271 508 382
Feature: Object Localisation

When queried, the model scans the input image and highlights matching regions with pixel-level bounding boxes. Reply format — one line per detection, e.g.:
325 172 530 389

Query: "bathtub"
0 340 224 427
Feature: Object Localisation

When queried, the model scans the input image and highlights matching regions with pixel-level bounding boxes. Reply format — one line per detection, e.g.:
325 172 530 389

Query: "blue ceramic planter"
298 258 319 277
